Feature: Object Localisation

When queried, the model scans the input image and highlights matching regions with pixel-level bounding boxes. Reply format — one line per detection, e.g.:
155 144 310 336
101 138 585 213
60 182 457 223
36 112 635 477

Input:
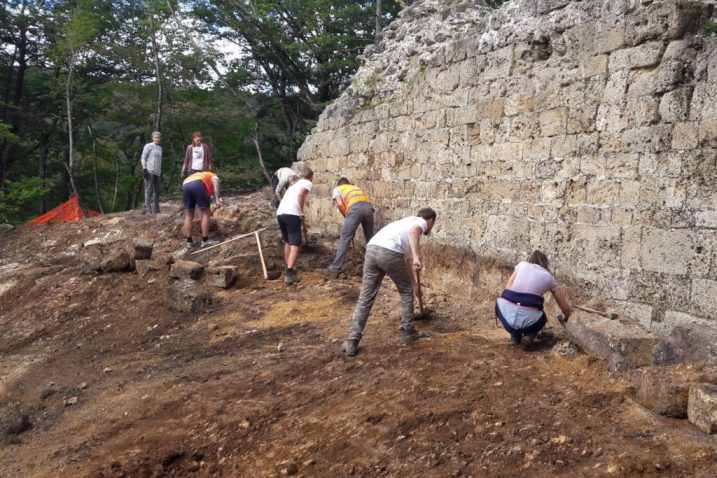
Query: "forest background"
0 0 506 223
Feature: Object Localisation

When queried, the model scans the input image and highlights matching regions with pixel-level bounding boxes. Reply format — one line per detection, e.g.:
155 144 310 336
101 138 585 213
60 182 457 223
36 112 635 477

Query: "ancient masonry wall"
297 0 717 332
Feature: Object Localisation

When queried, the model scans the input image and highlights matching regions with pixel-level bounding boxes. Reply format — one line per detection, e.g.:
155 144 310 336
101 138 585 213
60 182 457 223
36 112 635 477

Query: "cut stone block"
688 383 717 434
637 363 717 418
170 260 204 280
566 312 659 373
132 240 153 261
100 251 130 273
166 280 211 314
135 260 161 279
652 324 717 366
206 266 236 289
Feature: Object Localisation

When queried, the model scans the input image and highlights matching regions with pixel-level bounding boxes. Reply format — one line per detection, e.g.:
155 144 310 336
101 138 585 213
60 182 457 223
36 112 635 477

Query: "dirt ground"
1 191 716 478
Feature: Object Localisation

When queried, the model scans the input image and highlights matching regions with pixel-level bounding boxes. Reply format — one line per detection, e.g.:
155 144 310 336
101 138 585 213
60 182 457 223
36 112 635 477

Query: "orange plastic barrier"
25 193 101 225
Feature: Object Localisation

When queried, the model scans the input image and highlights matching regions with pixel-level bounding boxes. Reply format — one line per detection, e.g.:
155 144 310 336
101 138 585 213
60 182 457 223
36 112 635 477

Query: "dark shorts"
271 174 279 192
182 180 210 210
278 214 302 246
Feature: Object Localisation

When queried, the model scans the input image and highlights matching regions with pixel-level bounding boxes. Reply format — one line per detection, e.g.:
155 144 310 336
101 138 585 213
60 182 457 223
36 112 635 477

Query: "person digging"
182 171 222 249
323 177 375 279
276 167 314 285
342 208 437 357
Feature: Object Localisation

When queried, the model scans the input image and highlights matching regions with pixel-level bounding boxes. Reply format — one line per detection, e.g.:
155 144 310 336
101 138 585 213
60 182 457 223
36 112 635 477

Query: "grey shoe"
400 328 427 345
342 339 359 357
186 241 196 250
321 268 339 279
524 333 537 344
201 239 220 247
284 268 301 285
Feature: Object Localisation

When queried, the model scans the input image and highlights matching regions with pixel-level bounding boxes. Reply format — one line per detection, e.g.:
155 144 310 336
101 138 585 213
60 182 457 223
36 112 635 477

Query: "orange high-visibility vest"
184 171 217 196
336 184 370 215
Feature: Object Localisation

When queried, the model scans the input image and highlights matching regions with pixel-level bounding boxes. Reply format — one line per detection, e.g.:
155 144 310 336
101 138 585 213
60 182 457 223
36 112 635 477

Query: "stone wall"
297 0 717 332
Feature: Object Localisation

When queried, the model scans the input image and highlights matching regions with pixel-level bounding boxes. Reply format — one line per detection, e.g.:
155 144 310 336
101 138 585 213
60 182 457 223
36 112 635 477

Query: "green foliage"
701 21 717 35
0 177 52 225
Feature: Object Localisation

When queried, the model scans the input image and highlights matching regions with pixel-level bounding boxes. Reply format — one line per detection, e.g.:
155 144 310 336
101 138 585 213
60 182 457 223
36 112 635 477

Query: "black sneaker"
284 268 301 285
321 268 339 279
400 328 427 345
342 339 359 356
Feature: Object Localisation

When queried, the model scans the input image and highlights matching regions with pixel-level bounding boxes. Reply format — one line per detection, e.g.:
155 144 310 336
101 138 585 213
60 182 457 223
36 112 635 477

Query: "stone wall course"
298 0 717 331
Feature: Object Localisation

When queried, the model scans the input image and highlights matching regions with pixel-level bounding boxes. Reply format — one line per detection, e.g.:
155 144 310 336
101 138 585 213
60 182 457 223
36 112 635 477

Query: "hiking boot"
524 333 537 344
201 239 220 248
321 268 339 279
510 335 521 346
284 268 301 285
400 328 427 345
342 339 359 357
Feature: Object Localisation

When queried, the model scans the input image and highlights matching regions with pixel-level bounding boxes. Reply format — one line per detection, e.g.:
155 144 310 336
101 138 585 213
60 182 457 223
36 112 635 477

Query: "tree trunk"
89 126 104 213
148 3 163 132
252 118 271 183
112 151 120 211
65 57 79 197
376 0 383 39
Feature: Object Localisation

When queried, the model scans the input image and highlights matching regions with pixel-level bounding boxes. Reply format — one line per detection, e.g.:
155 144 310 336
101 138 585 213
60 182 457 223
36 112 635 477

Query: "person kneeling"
495 250 572 346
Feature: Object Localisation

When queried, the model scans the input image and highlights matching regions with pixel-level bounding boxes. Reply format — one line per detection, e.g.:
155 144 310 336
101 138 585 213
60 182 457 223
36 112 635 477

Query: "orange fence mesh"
25 193 101 225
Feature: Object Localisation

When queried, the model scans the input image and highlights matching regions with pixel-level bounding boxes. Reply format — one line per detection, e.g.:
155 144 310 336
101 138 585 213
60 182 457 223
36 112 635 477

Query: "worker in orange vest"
323 178 374 279
182 171 222 249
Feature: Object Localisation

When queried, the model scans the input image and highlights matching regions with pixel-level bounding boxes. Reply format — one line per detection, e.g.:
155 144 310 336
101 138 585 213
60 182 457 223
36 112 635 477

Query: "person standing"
181 131 213 178
270 167 298 208
276 167 314 285
141 131 163 214
495 251 572 346
323 178 374 279
182 171 222 249
342 208 437 357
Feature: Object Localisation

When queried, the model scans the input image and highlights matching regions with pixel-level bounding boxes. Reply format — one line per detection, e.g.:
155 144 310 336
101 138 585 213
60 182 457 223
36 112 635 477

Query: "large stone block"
166 280 211 314
206 266 237 289
101 251 130 273
170 260 205 280
135 259 161 279
609 42 664 71
637 363 717 418
688 383 717 434
653 323 717 365
691 279 717 319
566 312 659 373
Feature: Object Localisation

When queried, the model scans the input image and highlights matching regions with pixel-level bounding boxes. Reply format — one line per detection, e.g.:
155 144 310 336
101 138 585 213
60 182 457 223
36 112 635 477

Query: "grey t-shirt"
141 143 163 176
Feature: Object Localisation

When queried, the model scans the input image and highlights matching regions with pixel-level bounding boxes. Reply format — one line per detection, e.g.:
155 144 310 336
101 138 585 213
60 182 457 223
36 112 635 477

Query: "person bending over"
323 178 375 279
182 171 222 249
342 208 437 357
276 167 314 285
495 250 572 346
270 167 298 208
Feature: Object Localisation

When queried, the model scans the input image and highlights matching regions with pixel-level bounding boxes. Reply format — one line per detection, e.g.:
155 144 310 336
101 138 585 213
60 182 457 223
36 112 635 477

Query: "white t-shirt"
276 179 312 216
191 145 204 171
368 216 428 255
275 167 297 192
509 261 559 296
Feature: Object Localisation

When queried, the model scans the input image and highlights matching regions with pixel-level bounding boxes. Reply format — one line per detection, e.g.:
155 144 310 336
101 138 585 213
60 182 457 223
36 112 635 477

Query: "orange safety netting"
25 193 101 225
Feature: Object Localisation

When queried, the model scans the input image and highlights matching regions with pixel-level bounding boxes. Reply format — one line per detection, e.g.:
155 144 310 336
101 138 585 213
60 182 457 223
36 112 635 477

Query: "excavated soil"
1 191 716 478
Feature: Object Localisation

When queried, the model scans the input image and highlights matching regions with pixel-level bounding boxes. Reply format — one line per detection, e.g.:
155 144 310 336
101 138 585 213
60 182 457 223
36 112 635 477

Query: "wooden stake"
191 227 267 255
255 231 269 280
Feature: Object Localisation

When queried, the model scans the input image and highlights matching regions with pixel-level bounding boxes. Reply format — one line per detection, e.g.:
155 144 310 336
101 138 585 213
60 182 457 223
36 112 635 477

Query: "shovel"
414 268 436 321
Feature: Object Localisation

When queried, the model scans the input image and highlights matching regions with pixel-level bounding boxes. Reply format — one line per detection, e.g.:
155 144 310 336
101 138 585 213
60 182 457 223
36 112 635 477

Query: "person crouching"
495 250 572 346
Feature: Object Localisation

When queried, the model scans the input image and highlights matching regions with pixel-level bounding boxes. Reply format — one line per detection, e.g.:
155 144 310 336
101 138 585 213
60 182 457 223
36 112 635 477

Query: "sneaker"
342 339 359 357
186 241 196 250
510 335 521 346
524 333 537 345
284 268 301 285
321 268 339 279
400 328 427 345
201 239 220 248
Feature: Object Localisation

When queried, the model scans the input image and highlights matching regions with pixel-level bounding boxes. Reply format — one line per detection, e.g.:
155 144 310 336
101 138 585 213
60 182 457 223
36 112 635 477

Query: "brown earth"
1 191 716 478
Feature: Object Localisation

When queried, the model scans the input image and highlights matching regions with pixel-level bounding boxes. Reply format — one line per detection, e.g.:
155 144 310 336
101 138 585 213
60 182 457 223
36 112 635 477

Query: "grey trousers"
144 173 161 213
347 245 415 341
329 202 375 273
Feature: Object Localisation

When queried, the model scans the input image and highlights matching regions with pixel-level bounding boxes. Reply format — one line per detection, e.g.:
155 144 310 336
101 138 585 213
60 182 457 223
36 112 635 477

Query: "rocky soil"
1 191 716 477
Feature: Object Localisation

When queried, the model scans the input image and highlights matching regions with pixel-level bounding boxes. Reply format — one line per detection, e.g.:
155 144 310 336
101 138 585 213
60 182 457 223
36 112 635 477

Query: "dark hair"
302 167 314 180
527 250 549 270
417 208 437 221
337 177 350 186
